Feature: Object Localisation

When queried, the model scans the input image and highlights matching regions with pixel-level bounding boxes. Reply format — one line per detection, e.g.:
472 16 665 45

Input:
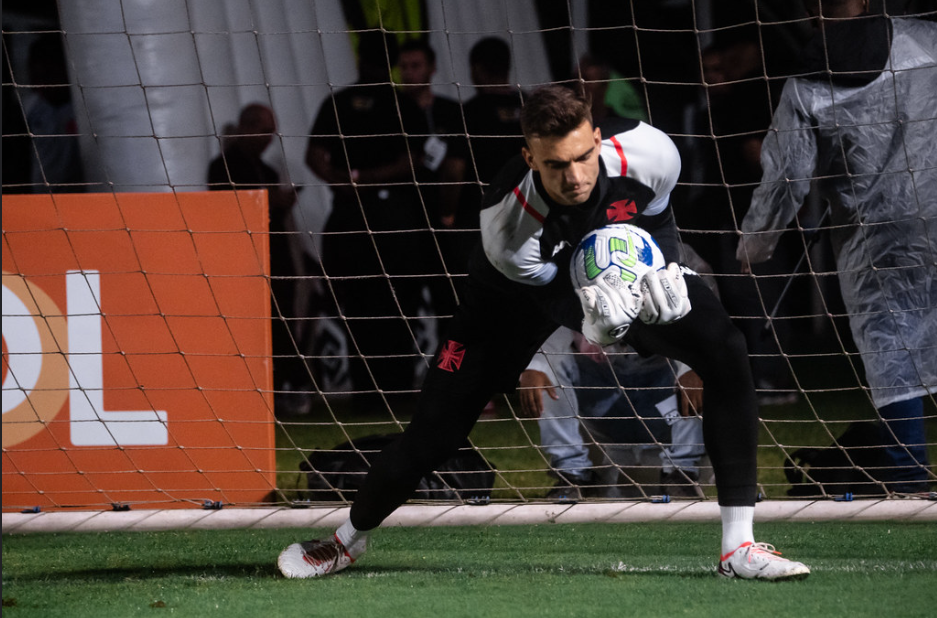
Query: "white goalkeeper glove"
577 273 643 345
639 263 692 325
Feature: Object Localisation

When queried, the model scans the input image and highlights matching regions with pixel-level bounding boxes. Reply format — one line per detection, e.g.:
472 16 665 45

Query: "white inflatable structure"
59 0 562 262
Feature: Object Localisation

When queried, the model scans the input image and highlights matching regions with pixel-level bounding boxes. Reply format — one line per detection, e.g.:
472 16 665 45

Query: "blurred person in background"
572 53 646 125
456 36 527 268
208 103 303 412
397 39 469 327
306 32 436 407
25 33 83 193
520 327 707 501
738 0 936 493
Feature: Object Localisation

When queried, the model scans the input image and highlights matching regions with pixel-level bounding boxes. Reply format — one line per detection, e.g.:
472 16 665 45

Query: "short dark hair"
400 39 435 66
469 37 510 73
520 85 593 139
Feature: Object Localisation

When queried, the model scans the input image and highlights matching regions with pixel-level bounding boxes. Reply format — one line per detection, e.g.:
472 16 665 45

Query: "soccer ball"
570 224 667 344
570 223 665 291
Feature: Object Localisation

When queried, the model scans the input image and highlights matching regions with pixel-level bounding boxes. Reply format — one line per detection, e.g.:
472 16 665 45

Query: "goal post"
2 0 934 518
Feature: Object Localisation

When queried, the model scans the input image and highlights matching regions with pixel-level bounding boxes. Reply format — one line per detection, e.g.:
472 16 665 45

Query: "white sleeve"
479 175 557 286
673 360 692 380
603 122 682 217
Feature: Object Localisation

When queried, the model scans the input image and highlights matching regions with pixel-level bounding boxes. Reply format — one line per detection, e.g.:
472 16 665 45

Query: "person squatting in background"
520 243 721 502
207 103 304 407
520 326 707 501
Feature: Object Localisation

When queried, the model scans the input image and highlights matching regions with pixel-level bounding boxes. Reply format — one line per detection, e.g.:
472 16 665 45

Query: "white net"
2 0 934 513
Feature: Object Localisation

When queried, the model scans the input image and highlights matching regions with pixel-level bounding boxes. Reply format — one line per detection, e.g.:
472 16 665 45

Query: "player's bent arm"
479 197 557 285
518 370 557 418
356 152 416 185
676 367 704 417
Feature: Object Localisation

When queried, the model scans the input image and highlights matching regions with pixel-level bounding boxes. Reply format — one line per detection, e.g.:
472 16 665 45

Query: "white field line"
2 499 934 535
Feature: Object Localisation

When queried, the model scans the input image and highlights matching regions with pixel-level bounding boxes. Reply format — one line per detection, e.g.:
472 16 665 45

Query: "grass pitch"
3 521 936 617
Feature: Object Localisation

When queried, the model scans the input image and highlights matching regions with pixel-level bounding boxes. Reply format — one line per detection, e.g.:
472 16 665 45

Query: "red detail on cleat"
720 541 753 563
334 533 355 562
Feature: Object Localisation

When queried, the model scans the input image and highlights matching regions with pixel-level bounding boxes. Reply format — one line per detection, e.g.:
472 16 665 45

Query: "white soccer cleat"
277 536 356 578
718 542 810 581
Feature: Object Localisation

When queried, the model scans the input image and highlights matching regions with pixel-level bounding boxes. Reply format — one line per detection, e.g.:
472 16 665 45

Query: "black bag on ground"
299 434 496 504
784 421 888 497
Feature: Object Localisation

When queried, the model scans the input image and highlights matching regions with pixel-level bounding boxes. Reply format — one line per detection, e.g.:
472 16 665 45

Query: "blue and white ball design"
570 223 665 291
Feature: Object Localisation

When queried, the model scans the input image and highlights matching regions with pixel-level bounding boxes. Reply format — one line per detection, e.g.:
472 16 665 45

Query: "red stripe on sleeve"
609 135 628 177
513 186 545 223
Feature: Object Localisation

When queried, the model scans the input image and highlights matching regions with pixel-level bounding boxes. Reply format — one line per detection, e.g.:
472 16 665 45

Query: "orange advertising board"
2 191 276 511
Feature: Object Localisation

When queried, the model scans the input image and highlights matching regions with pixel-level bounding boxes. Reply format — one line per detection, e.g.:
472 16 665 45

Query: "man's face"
522 120 601 206
399 50 433 88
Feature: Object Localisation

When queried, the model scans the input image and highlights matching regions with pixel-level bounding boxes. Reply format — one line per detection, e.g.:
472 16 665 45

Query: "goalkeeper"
279 85 809 581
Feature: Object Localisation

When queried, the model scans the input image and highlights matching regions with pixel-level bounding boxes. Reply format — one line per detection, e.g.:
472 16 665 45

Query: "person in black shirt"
443 37 528 281
462 37 526 209
398 39 468 324
306 32 435 405
208 103 300 402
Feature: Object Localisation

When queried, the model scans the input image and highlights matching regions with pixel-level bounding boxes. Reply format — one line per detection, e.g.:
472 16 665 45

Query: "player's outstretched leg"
718 541 811 581
278 521 368 578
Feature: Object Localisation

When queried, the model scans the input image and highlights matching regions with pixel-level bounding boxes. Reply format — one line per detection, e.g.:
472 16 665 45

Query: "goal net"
2 0 934 514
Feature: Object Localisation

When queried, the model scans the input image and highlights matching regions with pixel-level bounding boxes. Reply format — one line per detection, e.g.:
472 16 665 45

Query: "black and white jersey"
478 118 681 288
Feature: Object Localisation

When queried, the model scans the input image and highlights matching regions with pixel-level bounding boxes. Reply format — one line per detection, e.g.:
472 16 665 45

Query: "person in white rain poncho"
737 0 936 493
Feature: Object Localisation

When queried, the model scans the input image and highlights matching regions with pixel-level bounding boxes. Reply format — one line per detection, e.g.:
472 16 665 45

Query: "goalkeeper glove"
639 263 692 325
577 272 642 345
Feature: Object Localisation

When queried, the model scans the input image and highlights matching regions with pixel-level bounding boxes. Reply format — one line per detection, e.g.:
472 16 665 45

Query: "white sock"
720 506 755 557
335 519 369 559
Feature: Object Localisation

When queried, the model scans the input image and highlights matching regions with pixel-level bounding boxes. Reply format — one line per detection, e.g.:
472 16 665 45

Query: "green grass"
4 522 936 617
